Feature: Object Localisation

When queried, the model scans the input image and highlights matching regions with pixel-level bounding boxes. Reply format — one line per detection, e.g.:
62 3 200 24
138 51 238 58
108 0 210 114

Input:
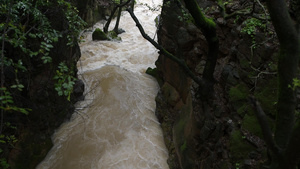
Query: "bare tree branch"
126 8 204 86
250 96 280 156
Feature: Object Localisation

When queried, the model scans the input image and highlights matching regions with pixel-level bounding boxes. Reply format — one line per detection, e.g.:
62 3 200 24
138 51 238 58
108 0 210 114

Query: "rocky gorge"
2 0 298 168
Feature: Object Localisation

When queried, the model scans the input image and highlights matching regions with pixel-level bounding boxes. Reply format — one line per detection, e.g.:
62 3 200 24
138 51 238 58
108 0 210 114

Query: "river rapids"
36 0 169 168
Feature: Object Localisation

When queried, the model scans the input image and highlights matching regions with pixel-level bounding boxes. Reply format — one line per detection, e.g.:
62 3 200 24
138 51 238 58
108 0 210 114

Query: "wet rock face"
155 0 279 168
92 28 109 40
156 0 204 103
5 4 85 169
76 0 112 27
155 0 203 168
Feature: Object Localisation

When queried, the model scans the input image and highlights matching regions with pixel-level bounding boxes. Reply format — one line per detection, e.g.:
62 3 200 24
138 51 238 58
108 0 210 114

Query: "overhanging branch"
126 8 204 86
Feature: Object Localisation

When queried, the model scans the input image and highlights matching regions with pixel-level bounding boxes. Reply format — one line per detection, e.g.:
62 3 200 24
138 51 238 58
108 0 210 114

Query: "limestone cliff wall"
155 0 279 168
155 0 204 168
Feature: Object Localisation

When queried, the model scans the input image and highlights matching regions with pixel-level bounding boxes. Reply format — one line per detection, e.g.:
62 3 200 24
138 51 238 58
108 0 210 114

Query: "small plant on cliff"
241 18 265 48
53 62 77 101
288 78 300 91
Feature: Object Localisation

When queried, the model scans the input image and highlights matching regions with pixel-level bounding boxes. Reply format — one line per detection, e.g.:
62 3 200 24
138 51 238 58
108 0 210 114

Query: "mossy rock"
107 30 122 41
92 28 109 41
254 78 278 116
229 83 250 113
229 83 249 102
236 104 252 116
230 130 255 162
146 67 163 86
146 67 157 77
161 82 180 106
241 114 263 138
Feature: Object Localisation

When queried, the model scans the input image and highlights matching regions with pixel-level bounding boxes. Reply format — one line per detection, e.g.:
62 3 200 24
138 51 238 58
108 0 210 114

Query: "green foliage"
0 0 86 65
235 162 240 169
57 0 86 46
113 0 121 4
241 18 265 47
1 0 59 64
0 121 19 169
0 0 85 165
178 7 192 22
288 78 300 91
223 0 233 6
0 87 31 115
0 157 10 169
0 134 18 147
1 0 85 100
53 62 77 101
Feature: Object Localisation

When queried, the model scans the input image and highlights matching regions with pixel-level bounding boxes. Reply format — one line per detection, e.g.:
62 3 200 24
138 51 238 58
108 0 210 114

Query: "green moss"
161 83 180 106
229 83 249 102
92 28 109 40
107 30 122 41
241 114 263 138
176 117 186 134
146 67 163 86
204 17 216 29
180 140 187 152
146 67 157 77
254 78 278 116
237 104 251 116
230 130 255 162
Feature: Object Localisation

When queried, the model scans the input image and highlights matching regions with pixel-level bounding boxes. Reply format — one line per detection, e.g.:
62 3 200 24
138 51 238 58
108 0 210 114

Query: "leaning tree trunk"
103 6 118 33
113 0 123 34
103 0 131 33
266 0 299 149
256 0 300 168
182 0 219 98
183 0 219 84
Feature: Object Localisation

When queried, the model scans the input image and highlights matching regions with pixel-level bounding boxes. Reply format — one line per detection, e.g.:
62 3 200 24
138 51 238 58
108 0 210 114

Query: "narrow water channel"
36 0 169 168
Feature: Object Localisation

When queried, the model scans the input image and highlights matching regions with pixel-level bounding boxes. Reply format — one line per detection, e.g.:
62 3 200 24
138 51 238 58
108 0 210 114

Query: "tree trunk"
265 0 300 168
183 0 219 84
103 0 132 33
103 7 118 33
266 0 299 149
113 0 123 34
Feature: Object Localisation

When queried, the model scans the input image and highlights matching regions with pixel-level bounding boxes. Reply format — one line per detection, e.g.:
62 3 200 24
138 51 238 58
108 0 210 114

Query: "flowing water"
37 0 169 168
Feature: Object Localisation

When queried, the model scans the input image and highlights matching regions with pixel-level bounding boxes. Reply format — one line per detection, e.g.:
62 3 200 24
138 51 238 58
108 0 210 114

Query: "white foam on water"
37 0 169 169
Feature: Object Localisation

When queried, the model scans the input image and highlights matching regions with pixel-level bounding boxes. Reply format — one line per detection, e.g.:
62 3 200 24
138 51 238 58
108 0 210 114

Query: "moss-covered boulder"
92 28 109 40
107 30 122 41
